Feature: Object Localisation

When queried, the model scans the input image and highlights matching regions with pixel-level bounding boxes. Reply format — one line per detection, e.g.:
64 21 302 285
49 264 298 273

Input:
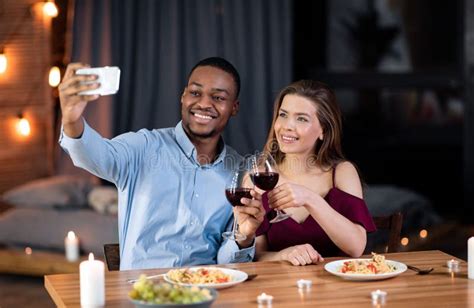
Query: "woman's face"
274 94 323 156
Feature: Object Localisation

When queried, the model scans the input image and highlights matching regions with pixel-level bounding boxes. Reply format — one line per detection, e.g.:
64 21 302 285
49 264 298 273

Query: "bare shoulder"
334 161 363 198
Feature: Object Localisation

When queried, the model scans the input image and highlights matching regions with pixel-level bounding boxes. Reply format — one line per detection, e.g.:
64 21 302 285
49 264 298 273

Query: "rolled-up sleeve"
217 238 256 263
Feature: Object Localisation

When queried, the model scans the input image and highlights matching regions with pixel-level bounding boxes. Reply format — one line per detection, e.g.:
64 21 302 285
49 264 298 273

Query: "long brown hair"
263 80 345 170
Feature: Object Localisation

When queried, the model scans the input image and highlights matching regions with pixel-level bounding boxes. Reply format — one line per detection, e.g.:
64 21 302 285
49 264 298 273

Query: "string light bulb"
16 114 31 137
49 66 61 87
401 237 409 246
43 0 58 18
0 48 7 74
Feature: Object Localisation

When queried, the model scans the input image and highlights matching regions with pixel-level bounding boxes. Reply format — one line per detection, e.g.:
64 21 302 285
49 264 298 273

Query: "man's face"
181 66 239 139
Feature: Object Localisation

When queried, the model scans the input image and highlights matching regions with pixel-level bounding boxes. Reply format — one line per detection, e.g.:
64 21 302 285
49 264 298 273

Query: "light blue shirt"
59 120 255 270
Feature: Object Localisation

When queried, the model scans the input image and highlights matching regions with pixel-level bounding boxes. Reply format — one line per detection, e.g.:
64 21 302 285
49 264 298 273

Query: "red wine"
225 188 252 207
250 172 279 191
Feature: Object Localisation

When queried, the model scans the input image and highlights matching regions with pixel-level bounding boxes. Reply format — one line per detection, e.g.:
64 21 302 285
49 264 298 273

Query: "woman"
255 80 376 266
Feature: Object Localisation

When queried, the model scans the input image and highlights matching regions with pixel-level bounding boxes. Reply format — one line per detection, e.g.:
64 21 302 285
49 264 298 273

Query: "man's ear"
231 100 240 116
181 87 187 101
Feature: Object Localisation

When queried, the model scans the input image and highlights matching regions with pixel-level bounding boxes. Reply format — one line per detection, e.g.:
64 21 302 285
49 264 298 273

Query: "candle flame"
88 252 94 261
67 231 76 240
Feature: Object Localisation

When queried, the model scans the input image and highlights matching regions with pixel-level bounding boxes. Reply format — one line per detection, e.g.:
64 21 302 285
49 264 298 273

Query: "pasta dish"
166 267 232 284
339 253 397 274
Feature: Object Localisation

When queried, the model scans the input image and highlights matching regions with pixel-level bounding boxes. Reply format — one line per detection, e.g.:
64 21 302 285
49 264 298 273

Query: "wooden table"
45 250 474 307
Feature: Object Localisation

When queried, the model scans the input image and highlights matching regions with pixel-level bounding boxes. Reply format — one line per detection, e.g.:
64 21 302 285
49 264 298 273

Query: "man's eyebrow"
211 87 230 95
190 82 203 88
189 82 230 95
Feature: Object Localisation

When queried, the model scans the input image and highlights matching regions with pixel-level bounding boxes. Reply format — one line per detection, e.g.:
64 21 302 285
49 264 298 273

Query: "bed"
0 175 118 275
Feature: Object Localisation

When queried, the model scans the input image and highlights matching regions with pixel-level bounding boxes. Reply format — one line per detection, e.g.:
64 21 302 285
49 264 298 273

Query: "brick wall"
0 0 54 193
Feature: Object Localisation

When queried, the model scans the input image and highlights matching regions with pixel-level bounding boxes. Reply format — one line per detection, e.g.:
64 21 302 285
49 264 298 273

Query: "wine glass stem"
232 213 239 237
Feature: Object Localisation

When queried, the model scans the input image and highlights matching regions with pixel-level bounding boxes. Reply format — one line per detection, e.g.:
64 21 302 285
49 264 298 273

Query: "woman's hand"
279 244 324 266
267 183 317 210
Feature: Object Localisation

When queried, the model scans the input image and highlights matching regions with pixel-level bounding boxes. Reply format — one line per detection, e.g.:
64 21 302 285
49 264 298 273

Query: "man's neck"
191 136 222 165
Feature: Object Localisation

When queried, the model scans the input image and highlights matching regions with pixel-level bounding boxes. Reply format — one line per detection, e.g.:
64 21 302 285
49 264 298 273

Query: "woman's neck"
279 153 319 176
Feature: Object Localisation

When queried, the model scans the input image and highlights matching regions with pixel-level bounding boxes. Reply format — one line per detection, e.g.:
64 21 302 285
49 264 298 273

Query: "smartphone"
76 66 121 96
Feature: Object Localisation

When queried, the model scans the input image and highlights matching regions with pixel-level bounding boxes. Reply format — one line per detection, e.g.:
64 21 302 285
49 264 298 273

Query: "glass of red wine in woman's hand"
222 169 253 241
251 152 290 223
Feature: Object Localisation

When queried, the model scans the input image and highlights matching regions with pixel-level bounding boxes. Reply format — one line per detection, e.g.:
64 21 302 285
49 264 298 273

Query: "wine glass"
222 168 253 241
250 152 290 223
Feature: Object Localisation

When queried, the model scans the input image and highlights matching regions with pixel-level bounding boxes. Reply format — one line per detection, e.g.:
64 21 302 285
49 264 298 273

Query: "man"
58 57 263 270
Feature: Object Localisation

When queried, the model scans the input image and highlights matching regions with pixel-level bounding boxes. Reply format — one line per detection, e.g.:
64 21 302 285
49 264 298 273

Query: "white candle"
65 231 79 262
80 253 105 307
447 259 460 272
469 237 474 279
371 289 387 305
296 279 312 290
257 292 273 305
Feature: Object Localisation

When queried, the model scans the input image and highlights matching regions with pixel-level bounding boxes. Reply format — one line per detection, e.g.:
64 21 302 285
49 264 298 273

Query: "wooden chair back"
372 212 403 253
103 243 120 271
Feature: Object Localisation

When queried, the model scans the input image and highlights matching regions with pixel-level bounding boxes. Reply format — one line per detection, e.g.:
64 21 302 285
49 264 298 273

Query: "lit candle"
64 231 79 262
257 292 273 305
80 253 105 307
447 259 460 272
469 237 474 280
371 289 387 306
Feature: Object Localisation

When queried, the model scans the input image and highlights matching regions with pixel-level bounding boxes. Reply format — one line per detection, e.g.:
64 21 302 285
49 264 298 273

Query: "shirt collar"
175 121 227 166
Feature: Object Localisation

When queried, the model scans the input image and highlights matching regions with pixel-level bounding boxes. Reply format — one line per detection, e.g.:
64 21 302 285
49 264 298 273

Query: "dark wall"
292 0 465 220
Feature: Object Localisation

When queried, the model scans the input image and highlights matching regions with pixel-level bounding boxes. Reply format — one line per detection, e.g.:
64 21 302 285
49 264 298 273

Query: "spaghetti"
166 267 232 284
339 253 397 274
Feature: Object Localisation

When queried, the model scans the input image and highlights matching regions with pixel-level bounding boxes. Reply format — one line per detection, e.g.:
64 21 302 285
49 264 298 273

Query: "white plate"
324 259 407 281
163 267 248 289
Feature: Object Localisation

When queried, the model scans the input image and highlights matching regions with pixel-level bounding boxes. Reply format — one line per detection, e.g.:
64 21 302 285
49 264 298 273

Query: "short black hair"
188 57 241 98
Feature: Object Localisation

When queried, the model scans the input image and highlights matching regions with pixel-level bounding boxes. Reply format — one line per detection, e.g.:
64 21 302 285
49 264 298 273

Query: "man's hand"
234 189 264 248
278 244 324 266
58 63 100 138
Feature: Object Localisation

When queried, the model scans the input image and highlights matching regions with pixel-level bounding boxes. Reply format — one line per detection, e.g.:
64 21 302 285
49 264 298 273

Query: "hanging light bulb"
0 48 7 74
16 114 31 137
49 66 61 87
43 0 58 18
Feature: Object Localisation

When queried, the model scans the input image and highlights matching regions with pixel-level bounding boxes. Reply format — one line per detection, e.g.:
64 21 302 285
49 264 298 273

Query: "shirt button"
195 194 199 198
185 245 190 249
190 221 194 225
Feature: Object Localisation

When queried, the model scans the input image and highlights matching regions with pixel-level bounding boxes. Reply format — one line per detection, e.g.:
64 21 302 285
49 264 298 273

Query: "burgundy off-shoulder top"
256 169 376 257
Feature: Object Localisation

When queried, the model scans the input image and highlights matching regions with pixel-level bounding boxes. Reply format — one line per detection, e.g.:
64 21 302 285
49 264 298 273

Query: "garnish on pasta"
339 253 397 274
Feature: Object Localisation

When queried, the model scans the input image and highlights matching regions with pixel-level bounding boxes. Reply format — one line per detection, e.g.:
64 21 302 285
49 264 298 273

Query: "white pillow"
2 175 94 209
88 186 118 215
